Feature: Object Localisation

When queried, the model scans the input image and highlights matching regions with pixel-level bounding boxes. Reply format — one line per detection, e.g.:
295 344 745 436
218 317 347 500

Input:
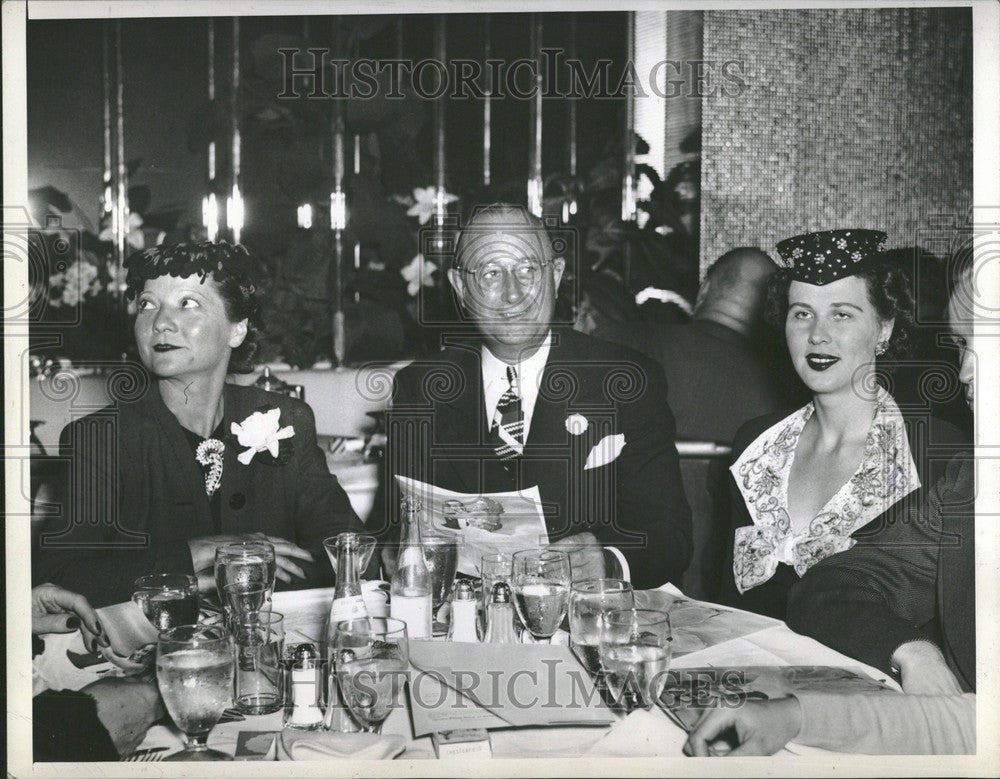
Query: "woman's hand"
80 676 165 757
31 583 109 653
188 533 315 585
684 697 803 757
892 640 963 696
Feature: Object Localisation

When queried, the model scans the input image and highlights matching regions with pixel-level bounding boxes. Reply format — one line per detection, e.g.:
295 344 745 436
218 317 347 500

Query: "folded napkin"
96 601 161 673
583 708 688 757
277 731 406 761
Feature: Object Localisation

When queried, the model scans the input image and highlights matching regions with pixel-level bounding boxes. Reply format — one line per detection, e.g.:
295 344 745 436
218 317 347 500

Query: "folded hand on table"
684 697 802 757
548 533 606 582
188 532 315 587
32 583 110 653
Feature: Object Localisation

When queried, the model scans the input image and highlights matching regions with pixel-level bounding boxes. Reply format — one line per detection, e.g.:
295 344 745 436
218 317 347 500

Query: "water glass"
598 608 672 711
233 611 285 715
215 541 276 615
511 549 571 642
156 625 234 761
421 537 458 633
223 582 268 630
333 617 409 733
133 574 199 631
569 579 634 680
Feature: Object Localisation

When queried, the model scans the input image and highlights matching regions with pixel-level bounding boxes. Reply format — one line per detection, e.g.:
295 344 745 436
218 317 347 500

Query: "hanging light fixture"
563 16 578 224
330 17 347 368
432 17 448 230
296 18 314 233
202 19 220 241
527 14 543 218
101 25 113 217
621 12 638 224
226 17 244 243
482 14 491 187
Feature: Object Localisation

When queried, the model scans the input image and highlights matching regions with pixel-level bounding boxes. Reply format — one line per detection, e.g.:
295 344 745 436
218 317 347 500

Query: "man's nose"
958 349 974 386
500 269 525 304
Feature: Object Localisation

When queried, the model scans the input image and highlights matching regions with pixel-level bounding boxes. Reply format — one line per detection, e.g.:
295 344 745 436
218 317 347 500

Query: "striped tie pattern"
492 365 524 461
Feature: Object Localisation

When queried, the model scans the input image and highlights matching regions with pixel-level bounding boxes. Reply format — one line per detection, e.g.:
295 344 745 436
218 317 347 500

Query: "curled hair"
124 241 263 373
764 260 915 362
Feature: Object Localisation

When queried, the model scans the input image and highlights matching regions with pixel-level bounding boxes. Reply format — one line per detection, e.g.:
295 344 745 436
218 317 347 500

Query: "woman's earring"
875 340 888 356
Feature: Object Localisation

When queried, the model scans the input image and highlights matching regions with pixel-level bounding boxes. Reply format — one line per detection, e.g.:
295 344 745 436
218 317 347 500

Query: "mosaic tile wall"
700 8 972 275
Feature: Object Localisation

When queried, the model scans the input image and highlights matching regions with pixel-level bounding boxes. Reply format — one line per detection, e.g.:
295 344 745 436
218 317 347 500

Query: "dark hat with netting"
124 240 256 299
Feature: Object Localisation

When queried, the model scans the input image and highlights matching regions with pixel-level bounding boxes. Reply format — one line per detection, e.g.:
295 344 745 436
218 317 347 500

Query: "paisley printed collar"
730 387 920 593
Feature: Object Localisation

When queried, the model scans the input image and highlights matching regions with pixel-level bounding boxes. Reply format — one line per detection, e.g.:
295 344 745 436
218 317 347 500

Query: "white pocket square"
584 433 626 470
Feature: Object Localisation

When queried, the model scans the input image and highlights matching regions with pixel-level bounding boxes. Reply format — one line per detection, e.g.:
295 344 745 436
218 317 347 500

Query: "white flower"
98 211 145 250
231 408 294 465
406 186 458 225
52 260 100 307
565 413 589 436
400 253 437 297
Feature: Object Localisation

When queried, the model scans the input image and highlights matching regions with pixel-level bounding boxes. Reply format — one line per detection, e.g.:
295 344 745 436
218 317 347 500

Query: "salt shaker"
284 643 324 730
483 582 519 644
447 580 480 642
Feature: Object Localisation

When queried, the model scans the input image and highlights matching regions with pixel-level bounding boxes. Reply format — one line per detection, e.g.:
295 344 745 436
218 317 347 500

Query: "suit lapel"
145 386 212 521
219 384 254 532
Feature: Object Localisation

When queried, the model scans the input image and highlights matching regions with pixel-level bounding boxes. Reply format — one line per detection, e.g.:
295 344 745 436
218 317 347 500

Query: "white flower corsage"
565 413 589 436
195 439 225 496
231 408 295 465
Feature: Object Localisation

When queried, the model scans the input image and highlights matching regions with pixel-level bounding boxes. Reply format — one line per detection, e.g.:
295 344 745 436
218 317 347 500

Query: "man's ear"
229 319 248 348
551 257 566 290
447 267 466 307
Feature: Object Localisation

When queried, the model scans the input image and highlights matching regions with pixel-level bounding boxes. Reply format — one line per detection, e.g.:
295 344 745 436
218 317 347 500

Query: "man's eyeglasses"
457 259 552 291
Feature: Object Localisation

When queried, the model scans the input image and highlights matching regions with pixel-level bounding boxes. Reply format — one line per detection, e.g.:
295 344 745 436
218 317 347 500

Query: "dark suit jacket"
371 329 692 589
597 318 789 444
786 453 975 689
719 407 969 626
33 383 363 607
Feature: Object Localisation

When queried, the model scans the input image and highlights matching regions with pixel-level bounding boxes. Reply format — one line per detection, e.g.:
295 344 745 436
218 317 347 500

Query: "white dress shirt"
481 331 552 440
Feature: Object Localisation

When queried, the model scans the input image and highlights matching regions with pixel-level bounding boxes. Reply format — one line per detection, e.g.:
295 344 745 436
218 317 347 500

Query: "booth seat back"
29 362 409 455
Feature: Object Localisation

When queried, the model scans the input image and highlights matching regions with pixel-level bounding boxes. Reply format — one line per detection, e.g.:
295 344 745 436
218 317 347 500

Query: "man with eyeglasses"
377 204 692 589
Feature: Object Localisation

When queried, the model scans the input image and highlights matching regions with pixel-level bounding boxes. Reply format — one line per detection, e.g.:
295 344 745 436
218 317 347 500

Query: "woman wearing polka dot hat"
718 229 967 626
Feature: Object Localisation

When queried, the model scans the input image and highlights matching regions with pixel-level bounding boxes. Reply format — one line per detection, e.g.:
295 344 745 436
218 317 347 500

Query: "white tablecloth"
35 584 898 761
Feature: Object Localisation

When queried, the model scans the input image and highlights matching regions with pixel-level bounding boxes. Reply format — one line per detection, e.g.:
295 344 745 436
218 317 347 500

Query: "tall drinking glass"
156 625 234 761
215 541 276 622
233 611 284 715
421 537 458 634
568 579 634 680
333 617 409 734
223 582 268 630
598 608 672 711
511 550 571 643
133 574 199 631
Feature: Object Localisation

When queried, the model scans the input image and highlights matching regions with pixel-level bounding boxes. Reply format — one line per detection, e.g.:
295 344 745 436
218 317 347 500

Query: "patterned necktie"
492 365 524 461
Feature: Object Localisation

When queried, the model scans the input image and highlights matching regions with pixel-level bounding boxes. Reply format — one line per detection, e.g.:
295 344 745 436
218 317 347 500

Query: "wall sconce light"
297 203 313 230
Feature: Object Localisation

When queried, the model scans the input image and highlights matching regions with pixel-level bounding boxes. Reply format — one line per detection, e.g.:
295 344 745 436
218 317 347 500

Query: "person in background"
719 229 967 620
685 250 978 756
33 241 365 607
32 584 164 760
599 247 788 445
377 204 692 588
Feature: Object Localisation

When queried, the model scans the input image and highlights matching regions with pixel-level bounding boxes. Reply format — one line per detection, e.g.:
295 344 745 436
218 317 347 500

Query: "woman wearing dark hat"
33 241 364 607
718 229 967 621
